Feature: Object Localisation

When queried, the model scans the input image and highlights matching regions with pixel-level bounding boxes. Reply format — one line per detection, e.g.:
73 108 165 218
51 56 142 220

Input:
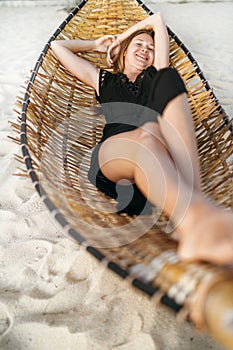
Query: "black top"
95 66 186 143
88 66 187 216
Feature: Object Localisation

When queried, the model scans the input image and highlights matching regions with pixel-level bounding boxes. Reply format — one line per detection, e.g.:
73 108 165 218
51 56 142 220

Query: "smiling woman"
51 11 233 266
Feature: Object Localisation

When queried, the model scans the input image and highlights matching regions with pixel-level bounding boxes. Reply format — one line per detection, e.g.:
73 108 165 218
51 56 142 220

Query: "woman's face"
124 33 154 71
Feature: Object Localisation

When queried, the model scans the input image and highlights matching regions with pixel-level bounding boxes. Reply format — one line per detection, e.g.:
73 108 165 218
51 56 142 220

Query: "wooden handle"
204 279 233 350
189 275 233 350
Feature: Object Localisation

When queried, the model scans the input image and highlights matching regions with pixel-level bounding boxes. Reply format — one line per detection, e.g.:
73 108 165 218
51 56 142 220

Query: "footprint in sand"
0 240 52 293
0 303 13 338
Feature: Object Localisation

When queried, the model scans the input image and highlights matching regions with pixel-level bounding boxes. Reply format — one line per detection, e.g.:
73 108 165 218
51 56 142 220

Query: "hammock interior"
13 0 233 346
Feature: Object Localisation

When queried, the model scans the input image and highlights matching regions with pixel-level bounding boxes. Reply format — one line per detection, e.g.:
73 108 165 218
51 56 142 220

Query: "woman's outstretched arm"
51 35 114 93
107 12 169 70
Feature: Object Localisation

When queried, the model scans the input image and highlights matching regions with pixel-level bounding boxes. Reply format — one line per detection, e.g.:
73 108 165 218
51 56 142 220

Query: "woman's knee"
98 140 136 182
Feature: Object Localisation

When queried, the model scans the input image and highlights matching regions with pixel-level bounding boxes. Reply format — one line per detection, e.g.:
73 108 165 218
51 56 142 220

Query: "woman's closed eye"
135 42 154 51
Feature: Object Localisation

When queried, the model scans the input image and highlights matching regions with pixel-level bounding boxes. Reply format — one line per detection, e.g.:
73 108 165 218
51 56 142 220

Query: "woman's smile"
135 52 148 62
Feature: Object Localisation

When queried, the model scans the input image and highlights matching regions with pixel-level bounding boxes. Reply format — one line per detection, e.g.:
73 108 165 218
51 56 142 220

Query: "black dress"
88 66 187 216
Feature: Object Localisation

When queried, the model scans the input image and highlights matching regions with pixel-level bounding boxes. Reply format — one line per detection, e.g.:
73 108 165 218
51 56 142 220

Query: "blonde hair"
113 29 154 73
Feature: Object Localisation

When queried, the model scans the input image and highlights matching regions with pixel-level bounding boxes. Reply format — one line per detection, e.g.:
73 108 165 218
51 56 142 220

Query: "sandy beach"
0 1 232 349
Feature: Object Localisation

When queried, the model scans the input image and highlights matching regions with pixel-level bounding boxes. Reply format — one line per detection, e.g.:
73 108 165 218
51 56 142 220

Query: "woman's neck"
123 67 143 82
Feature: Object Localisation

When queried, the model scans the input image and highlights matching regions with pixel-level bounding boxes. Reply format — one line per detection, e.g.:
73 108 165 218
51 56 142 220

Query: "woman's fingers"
107 44 115 66
95 35 115 53
107 40 120 66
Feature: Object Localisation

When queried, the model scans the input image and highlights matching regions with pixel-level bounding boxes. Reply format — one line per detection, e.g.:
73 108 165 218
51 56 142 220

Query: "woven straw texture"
13 0 233 347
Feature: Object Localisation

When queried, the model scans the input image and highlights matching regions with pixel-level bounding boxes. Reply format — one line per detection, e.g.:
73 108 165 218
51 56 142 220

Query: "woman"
51 13 233 265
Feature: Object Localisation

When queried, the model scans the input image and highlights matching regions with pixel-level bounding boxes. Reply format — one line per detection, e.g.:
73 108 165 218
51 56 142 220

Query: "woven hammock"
12 0 233 348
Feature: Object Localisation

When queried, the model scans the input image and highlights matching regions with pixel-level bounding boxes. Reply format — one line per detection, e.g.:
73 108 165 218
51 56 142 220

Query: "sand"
0 2 232 349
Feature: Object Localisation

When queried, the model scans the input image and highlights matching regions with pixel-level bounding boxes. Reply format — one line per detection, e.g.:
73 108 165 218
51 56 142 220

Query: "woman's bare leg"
159 93 202 192
158 93 233 263
98 125 195 224
98 125 233 265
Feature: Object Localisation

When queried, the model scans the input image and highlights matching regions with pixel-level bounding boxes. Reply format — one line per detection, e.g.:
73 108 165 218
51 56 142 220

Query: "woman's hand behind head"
107 37 121 67
94 35 116 53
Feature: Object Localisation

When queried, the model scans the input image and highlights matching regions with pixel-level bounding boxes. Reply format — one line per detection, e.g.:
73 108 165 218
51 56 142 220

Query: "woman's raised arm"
148 13 169 69
51 35 114 92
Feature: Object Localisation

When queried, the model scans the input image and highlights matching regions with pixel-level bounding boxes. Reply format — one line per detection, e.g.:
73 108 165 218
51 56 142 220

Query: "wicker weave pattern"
13 0 233 347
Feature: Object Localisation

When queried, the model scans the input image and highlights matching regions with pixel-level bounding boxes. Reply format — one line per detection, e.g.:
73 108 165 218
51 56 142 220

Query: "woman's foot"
177 201 233 265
